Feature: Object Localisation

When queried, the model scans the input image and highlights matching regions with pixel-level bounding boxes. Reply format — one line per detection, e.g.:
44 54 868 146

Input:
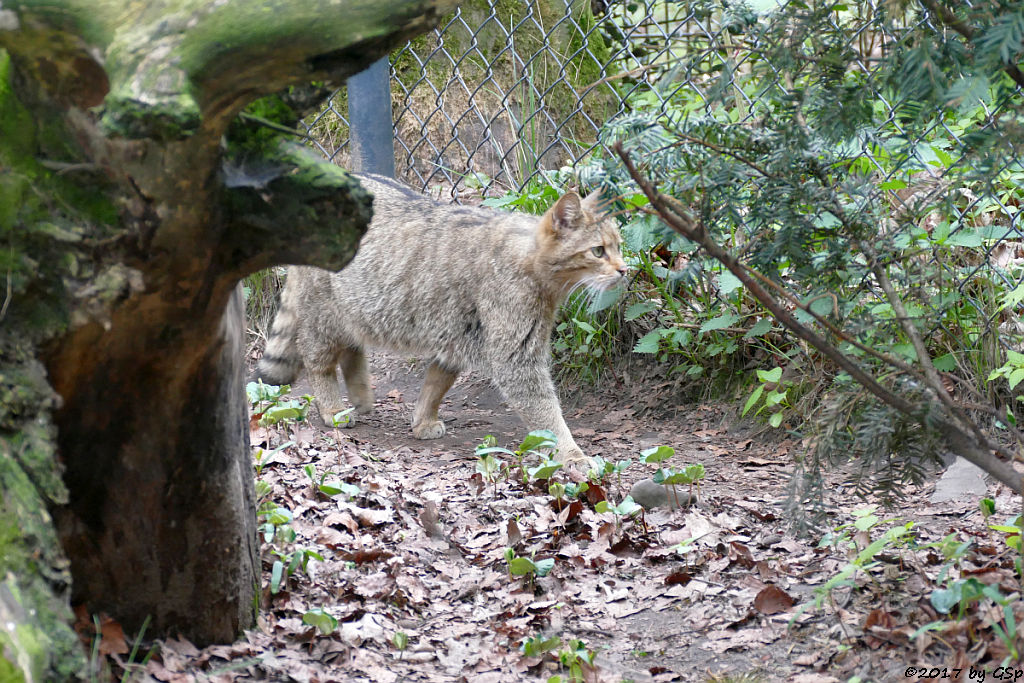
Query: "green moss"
0 438 85 681
100 93 201 141
0 649 26 683
228 95 301 154
223 137 371 273
0 41 130 683
0 51 35 166
4 1 115 48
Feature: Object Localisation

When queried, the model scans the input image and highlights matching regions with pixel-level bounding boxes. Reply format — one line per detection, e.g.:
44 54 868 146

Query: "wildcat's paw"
412 419 446 439
315 404 357 429
559 445 587 464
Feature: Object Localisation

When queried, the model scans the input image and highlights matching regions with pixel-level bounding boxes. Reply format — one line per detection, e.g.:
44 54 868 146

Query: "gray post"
347 58 396 178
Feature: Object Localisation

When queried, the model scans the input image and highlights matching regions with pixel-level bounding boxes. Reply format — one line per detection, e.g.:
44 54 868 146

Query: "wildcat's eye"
590 245 605 258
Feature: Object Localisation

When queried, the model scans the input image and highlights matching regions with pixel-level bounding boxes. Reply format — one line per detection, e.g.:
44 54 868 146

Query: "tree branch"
221 141 373 278
614 142 1024 493
918 0 1024 90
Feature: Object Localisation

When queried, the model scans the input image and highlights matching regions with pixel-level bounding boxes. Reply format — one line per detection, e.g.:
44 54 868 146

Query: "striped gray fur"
256 173 627 461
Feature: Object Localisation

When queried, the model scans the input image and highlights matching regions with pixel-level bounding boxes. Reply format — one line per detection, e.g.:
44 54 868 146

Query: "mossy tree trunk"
0 0 455 678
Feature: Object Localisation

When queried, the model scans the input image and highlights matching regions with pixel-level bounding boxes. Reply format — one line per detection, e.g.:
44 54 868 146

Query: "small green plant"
303 464 360 499
246 381 309 426
393 630 409 653
520 634 599 682
563 481 590 499
595 495 642 533
910 501 1024 662
505 548 555 590
476 451 504 496
477 430 560 484
257 501 322 594
587 455 632 489
653 463 705 508
641 446 705 507
549 480 590 517
548 481 567 510
551 639 599 683
302 608 338 636
922 577 1021 661
253 440 293 476
521 634 561 657
527 456 563 482
258 501 294 544
990 514 1024 553
741 366 792 428
330 407 354 428
269 546 323 595
981 497 996 521
795 507 917 622
987 350 1024 394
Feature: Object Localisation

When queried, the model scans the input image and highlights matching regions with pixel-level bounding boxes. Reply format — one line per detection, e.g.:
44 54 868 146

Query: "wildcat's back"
258 173 626 460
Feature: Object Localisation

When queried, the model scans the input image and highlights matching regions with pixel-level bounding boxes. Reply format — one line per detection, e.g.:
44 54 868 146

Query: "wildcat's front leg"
491 365 585 462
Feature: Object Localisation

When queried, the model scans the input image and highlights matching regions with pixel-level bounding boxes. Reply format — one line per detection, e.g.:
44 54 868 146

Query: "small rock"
629 478 696 510
930 457 989 503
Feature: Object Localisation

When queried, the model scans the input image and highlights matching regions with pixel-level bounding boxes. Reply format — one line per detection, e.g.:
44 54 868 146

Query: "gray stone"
930 457 989 503
629 478 697 510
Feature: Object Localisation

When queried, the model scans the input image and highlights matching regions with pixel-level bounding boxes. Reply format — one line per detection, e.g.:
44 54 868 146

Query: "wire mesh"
302 0 1023 363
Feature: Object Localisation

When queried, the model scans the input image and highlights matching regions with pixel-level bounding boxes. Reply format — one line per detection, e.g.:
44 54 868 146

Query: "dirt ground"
115 352 1023 683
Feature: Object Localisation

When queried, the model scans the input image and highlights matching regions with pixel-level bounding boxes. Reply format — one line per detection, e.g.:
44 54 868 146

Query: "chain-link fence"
302 0 1023 374
304 0 767 198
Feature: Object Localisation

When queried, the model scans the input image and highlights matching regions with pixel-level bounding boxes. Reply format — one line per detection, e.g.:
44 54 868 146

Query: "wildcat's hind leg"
298 331 350 426
339 347 375 414
412 361 458 439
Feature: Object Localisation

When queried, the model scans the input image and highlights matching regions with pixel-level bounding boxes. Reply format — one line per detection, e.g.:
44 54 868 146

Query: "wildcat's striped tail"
255 275 304 385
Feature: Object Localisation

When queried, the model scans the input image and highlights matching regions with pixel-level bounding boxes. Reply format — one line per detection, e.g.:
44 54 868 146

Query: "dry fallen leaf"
753 584 795 615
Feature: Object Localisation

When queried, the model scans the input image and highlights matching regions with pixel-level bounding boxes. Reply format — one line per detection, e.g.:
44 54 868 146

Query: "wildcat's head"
534 191 628 298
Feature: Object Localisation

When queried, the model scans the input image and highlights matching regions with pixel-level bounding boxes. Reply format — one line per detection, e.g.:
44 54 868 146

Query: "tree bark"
0 0 456 675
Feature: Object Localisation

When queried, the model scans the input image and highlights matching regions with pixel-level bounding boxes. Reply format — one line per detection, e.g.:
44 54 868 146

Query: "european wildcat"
256 173 626 461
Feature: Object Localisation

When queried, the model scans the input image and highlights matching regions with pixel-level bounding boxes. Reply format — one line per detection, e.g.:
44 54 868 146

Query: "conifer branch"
614 142 1024 493
918 0 1024 90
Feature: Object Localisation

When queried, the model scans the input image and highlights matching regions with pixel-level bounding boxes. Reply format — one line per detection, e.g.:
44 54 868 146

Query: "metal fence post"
347 58 396 178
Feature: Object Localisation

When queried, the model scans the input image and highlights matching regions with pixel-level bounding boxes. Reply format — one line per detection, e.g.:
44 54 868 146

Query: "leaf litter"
100 353 1024 682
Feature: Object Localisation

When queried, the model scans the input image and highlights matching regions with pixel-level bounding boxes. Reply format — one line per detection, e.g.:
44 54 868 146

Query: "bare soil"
111 352 1023 683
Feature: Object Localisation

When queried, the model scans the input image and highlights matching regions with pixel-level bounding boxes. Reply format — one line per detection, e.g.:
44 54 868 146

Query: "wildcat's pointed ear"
549 192 583 234
581 191 604 213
